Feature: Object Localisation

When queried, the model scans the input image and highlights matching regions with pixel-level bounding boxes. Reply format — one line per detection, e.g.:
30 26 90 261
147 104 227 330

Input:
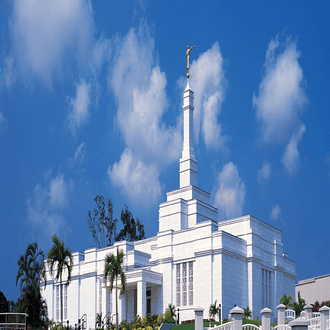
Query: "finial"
185 45 195 78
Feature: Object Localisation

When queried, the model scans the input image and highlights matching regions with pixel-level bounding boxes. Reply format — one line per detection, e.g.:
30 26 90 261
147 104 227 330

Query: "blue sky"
0 1 329 303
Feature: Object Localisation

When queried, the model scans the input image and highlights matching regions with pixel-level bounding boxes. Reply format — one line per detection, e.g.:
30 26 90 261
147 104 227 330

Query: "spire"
179 77 198 188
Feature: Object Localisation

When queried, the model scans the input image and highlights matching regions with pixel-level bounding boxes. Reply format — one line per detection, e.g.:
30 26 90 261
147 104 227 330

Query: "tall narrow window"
64 285 67 319
182 263 187 306
109 289 112 315
56 286 59 320
146 289 151 314
176 264 180 307
262 269 271 309
99 278 102 313
189 261 193 305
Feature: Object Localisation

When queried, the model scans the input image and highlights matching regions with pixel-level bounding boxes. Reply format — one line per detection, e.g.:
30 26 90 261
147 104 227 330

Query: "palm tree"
209 300 219 319
16 242 47 327
243 306 252 319
280 294 293 309
47 234 73 327
292 291 306 316
103 248 126 330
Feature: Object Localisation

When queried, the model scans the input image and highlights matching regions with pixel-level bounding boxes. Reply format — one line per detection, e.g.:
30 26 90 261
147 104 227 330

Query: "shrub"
157 315 163 326
57 326 62 330
142 316 147 327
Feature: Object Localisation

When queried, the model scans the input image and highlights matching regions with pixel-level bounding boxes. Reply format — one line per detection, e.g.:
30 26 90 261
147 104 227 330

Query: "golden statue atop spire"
185 45 195 78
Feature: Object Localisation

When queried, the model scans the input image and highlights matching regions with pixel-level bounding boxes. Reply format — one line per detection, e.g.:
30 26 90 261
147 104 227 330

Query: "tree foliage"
0 291 9 313
115 205 145 242
209 300 219 318
47 235 73 327
104 248 126 330
280 294 293 309
292 291 305 316
88 195 117 248
243 306 252 319
16 242 48 328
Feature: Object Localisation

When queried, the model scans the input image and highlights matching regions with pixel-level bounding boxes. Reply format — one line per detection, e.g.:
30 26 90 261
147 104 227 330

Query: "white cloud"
213 162 246 220
253 35 308 144
282 124 306 175
0 113 8 133
108 148 162 208
270 204 281 221
27 172 71 237
253 34 308 174
189 42 228 150
108 24 182 207
258 161 272 182
8 0 94 86
67 142 86 167
68 80 91 134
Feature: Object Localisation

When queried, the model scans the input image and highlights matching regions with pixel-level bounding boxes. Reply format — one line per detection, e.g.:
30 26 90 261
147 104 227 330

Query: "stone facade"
41 79 296 328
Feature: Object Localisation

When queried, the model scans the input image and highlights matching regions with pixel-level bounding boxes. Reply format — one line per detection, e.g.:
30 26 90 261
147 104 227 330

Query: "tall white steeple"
158 46 218 233
180 79 198 188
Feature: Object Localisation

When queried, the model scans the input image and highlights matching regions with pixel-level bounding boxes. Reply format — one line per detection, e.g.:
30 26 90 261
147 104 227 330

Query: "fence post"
277 304 286 325
261 308 271 330
304 304 313 320
195 306 204 330
320 306 330 330
288 318 309 330
230 306 244 330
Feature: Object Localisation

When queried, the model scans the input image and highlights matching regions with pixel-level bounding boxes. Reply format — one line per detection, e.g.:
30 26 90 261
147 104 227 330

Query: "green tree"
103 248 126 330
16 242 47 328
88 195 118 248
243 306 252 319
280 294 293 309
115 206 145 242
47 234 73 327
292 291 305 316
0 291 9 313
209 300 219 319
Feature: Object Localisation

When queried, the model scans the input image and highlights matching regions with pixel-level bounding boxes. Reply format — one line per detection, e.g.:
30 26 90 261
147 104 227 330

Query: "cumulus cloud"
108 24 182 207
0 113 8 133
258 161 272 182
27 173 71 237
8 0 94 86
253 34 308 174
282 124 306 175
189 42 228 150
67 80 91 134
108 148 162 208
213 162 246 220
270 204 281 221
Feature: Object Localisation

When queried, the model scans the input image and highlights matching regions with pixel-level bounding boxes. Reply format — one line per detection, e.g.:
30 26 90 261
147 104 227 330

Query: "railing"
0 313 27 330
209 321 234 330
285 310 296 320
326 318 330 330
309 316 321 330
273 325 291 330
242 324 261 330
313 313 321 318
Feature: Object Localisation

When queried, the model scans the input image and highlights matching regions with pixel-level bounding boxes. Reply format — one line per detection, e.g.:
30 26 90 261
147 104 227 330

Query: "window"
146 289 151 315
56 286 59 320
176 262 193 306
99 278 102 313
64 285 67 319
262 269 271 309
176 264 180 307
182 263 187 306
189 261 193 305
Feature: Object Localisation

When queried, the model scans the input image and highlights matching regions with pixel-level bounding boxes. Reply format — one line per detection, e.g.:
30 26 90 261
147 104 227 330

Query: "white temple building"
42 75 296 328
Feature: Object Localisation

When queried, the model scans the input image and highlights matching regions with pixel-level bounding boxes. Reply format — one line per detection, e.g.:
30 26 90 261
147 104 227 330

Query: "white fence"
0 313 27 330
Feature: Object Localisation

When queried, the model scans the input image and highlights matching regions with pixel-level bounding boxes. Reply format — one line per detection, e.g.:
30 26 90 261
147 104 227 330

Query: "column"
304 304 313 320
320 306 330 330
229 306 243 330
194 306 204 330
137 281 146 317
277 304 286 325
261 307 271 330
